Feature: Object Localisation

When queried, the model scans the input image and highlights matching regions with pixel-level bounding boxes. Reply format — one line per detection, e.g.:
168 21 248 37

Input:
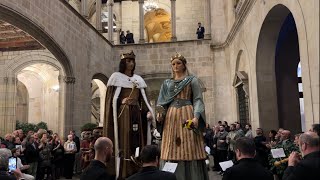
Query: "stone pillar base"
139 39 145 43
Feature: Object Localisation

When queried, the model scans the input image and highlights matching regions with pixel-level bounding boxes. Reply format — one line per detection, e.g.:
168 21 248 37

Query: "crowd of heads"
0 128 82 179
204 120 320 176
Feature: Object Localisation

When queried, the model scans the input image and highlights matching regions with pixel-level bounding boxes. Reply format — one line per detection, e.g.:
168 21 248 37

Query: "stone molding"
211 0 256 50
233 71 249 97
63 76 76 84
235 0 246 15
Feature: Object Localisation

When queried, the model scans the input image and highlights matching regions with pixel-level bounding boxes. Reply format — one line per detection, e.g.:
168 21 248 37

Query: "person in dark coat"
120 31 126 44
282 131 320 180
196 22 205 39
204 123 214 150
127 145 176 180
126 30 135 44
24 134 39 178
222 137 273 180
254 128 268 167
80 137 114 180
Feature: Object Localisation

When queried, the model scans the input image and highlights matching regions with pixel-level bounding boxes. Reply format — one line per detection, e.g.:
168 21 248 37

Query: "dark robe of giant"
104 86 148 179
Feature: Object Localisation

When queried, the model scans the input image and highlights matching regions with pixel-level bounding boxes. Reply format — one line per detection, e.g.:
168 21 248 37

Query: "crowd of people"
0 128 96 180
1 49 319 180
203 121 320 179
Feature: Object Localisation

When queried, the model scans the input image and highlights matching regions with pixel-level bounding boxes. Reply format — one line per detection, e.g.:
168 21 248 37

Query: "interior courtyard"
0 0 319 179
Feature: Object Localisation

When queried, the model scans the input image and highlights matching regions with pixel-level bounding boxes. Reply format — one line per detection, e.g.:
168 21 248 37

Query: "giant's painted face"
144 8 172 42
82 131 92 140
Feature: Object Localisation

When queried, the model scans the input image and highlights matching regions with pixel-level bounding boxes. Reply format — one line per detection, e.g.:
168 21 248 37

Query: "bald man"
283 132 320 180
80 137 114 180
280 130 292 146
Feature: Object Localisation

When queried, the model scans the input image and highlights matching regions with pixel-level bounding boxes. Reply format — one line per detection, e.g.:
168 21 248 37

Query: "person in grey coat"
215 125 229 173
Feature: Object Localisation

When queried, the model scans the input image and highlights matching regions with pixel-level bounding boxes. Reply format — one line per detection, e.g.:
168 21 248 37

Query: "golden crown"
120 50 136 60
171 52 186 62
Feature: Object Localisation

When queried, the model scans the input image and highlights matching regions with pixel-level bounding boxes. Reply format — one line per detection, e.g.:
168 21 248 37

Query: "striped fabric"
161 84 206 161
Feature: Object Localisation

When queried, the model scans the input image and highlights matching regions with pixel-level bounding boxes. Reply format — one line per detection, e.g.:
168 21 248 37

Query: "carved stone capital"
3 77 8 83
64 76 76 84
107 0 114 6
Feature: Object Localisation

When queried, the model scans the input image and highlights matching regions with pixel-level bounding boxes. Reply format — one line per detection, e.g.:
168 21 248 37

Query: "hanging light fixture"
143 0 159 11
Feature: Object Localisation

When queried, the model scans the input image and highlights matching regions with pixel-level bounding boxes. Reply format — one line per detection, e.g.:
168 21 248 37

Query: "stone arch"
235 50 243 72
0 5 74 78
0 4 75 136
5 51 63 76
255 3 311 133
91 73 109 127
92 73 109 85
6 52 66 135
141 73 170 107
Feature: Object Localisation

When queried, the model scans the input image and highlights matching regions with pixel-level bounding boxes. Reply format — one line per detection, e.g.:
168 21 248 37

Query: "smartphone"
8 157 17 172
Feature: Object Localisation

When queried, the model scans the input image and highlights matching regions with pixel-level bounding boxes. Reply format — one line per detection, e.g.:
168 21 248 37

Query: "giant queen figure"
157 53 209 180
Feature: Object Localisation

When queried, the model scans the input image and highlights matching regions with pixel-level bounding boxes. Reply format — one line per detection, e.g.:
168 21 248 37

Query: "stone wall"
213 0 320 132
0 0 115 136
113 40 216 125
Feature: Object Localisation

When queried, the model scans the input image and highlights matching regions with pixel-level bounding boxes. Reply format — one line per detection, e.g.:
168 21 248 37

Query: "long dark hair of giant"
119 58 136 76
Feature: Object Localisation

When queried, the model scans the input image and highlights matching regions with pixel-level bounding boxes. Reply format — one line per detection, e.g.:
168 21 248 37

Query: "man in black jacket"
80 137 114 180
222 137 273 180
196 22 205 39
126 30 135 44
283 131 320 180
127 145 176 180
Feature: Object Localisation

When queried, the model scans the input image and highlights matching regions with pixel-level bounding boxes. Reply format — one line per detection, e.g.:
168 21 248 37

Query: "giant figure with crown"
103 51 155 180
156 53 209 180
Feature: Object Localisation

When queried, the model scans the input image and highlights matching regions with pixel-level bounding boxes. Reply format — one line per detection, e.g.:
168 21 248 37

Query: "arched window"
233 71 250 127
101 11 117 33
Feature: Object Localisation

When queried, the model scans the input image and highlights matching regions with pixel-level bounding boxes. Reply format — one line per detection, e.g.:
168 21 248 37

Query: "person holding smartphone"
0 148 24 180
12 148 34 180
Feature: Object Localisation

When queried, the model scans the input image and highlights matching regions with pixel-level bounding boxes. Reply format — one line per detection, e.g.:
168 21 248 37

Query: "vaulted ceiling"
0 20 44 51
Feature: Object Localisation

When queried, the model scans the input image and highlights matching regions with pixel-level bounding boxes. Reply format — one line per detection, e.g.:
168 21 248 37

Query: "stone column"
63 76 75 138
108 0 114 43
81 0 88 17
138 0 145 43
96 0 102 31
0 77 16 136
204 0 211 39
115 27 121 45
170 0 177 41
